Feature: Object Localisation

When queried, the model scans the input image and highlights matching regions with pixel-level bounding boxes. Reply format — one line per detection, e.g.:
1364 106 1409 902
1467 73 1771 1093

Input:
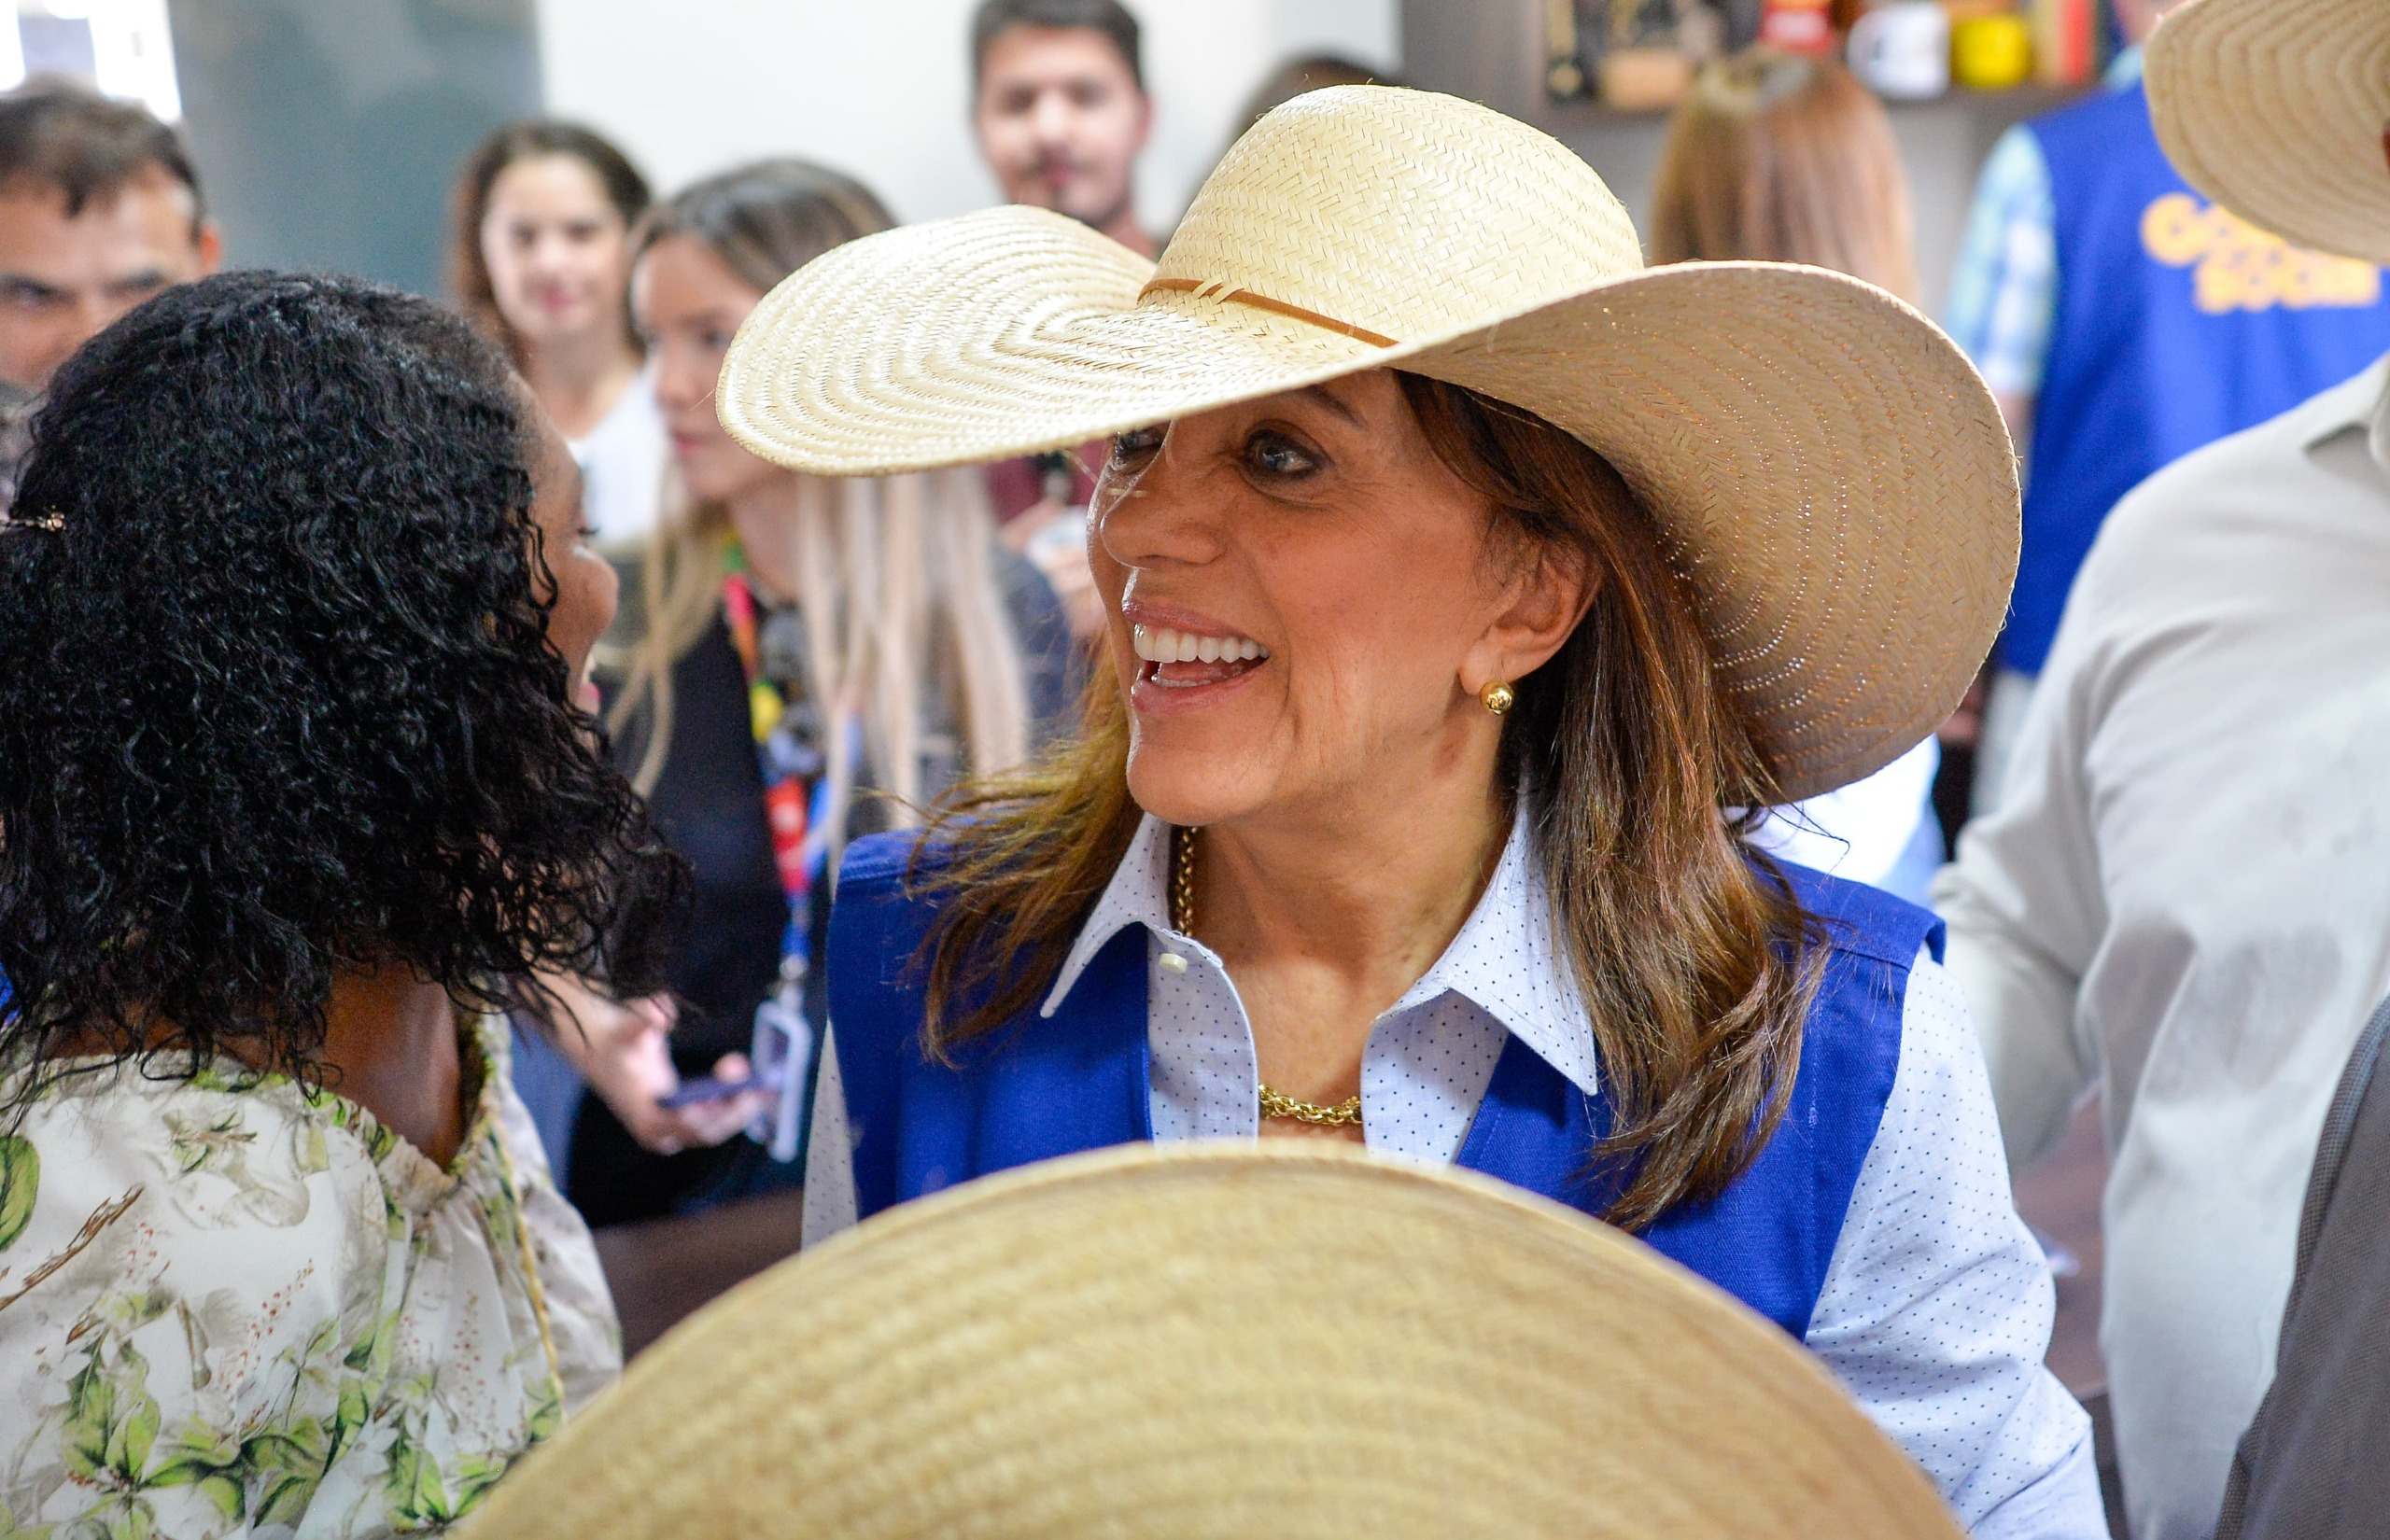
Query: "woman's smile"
1126 620 1272 715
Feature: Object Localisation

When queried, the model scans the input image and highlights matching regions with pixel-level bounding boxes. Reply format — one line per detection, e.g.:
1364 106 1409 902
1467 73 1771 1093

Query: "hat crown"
1154 86 1648 346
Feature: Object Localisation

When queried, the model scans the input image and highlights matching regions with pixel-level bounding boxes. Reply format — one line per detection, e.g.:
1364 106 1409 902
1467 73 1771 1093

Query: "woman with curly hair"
0 271 683 1536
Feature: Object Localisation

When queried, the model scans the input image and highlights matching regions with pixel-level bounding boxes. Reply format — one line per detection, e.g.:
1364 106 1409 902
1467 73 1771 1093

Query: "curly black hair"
0 270 685 1089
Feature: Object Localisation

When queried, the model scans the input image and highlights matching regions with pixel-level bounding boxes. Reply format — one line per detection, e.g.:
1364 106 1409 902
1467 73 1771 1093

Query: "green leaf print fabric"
0 1019 620 1538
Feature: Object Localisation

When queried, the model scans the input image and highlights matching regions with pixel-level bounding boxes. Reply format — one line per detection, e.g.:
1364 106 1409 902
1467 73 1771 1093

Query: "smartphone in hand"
657 1071 777 1110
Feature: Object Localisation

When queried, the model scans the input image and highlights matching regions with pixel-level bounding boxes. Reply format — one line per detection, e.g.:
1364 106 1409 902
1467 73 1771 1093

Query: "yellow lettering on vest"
2142 191 2383 314
2141 193 2212 266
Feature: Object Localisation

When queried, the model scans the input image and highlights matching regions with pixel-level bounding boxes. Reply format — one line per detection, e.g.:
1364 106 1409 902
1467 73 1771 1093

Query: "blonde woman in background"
550 161 1076 1225
1651 51 1945 903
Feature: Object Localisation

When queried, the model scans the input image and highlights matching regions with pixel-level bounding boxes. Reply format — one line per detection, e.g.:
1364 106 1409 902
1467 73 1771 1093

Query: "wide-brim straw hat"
462 1143 1961 1537
718 87 2016 802
2148 0 2390 267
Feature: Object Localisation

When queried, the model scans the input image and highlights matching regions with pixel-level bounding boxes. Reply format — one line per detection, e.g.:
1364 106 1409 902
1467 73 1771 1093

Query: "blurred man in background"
0 79 218 510
968 0 1152 637
1944 0 2390 816
0 80 218 396
970 0 1153 259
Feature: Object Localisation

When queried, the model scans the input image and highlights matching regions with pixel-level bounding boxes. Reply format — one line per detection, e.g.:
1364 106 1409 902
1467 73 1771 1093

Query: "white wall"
534 0 1397 233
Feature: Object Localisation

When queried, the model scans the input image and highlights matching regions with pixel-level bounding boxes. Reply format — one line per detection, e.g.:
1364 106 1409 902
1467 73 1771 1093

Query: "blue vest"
2012 81 2390 676
825 833 1942 1339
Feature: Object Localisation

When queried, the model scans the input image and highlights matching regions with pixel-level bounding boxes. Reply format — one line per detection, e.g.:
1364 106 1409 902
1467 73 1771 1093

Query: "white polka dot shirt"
807 814 2106 1535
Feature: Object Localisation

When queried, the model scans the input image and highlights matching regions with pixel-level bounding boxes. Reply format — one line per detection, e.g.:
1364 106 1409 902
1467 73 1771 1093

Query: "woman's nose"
651 350 705 410
523 231 575 274
1093 435 1224 571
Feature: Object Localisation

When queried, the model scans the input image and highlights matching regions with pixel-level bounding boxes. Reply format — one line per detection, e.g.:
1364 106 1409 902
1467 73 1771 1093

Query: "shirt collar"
1386 812 1599 1096
2290 354 2390 475
2372 371 2390 477
1042 811 1599 1098
1041 814 1174 1017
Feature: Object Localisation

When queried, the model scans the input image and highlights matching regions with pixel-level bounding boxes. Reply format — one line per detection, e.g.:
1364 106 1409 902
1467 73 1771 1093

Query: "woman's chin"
1123 745 1273 831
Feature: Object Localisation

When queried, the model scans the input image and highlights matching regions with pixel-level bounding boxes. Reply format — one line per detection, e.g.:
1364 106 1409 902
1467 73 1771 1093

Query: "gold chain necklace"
1170 824 1364 1130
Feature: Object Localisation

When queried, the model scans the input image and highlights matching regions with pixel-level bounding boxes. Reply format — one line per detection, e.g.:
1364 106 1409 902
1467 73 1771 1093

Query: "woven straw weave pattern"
1413 264 2016 793
716 86 2017 800
1157 87 1646 342
2148 0 2390 268
460 1145 1961 1539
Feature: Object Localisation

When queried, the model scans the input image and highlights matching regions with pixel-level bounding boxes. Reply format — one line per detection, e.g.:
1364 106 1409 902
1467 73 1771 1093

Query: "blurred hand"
538 972 772 1155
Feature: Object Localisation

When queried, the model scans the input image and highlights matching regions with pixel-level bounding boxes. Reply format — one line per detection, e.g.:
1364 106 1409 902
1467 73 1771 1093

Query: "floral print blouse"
0 1017 620 1538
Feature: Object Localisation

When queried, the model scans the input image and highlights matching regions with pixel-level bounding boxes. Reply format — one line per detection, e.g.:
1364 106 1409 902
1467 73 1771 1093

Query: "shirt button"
1160 952 1189 974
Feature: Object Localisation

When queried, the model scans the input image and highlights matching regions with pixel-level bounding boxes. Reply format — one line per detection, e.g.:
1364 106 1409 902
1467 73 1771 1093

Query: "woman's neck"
1192 727 1511 1118
518 329 640 441
320 963 466 1167
724 473 810 602
50 964 466 1166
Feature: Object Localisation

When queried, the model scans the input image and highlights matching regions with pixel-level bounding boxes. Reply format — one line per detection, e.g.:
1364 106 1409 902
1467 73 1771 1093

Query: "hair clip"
9 511 63 531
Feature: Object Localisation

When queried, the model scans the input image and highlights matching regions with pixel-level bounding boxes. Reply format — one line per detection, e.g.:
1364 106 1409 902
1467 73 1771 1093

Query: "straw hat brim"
2148 0 2390 266
720 205 2017 801
462 1143 1961 1539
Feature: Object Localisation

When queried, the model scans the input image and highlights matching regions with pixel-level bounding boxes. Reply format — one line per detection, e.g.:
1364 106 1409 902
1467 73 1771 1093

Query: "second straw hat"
718 86 2017 804
459 1143 1962 1538
2147 0 2390 266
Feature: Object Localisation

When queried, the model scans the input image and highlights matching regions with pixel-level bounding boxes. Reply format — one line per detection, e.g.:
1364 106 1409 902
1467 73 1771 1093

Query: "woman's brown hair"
909 374 1825 1230
1649 50 1920 303
449 119 652 364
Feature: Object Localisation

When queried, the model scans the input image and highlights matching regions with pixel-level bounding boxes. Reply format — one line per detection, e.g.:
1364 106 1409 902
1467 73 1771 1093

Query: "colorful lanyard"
720 551 831 977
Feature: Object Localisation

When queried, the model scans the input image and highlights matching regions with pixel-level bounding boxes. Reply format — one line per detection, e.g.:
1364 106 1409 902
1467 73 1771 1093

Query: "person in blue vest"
727 87 2105 1532
1944 0 2390 814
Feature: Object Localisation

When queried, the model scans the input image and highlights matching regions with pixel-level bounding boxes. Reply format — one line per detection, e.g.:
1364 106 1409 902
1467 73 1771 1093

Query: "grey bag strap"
2214 990 2390 1539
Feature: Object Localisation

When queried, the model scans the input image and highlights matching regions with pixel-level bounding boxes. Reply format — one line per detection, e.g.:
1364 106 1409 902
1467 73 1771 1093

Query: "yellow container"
1953 11 2034 91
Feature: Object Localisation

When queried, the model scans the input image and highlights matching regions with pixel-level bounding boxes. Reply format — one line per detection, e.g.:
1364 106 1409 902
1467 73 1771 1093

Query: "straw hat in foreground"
2148 0 2390 266
718 86 2016 802
461 1143 1961 1538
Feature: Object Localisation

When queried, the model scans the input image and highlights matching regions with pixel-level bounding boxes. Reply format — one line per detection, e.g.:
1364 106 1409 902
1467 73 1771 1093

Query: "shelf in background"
1536 79 2088 129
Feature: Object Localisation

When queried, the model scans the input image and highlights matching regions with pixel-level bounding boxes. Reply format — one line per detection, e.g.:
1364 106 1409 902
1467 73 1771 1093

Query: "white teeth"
1131 623 1272 665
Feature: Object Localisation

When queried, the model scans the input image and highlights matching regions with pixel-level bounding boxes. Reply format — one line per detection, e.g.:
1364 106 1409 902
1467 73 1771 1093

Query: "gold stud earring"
1479 679 1515 716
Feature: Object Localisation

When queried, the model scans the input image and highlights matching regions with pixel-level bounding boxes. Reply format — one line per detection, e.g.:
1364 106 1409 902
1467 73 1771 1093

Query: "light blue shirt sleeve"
1945 125 2059 402
1806 953 2104 1535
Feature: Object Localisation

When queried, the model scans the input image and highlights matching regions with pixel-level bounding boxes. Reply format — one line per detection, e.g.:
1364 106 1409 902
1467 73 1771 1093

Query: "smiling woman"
726 86 2105 1534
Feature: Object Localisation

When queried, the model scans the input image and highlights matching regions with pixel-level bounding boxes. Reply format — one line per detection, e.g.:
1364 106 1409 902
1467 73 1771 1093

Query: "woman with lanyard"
546 161 1078 1227
729 90 2105 1532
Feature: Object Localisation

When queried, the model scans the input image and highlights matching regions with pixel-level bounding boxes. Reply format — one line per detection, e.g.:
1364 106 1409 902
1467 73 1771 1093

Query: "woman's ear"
1460 544 1599 697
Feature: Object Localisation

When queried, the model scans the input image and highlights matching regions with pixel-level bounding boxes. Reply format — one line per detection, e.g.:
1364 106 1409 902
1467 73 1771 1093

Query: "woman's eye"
1110 426 1165 465
1245 431 1318 479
